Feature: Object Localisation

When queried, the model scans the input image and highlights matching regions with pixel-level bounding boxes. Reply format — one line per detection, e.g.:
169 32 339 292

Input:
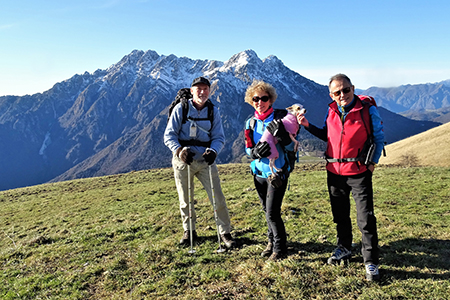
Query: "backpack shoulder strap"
359 100 373 137
359 99 387 157
248 116 256 131
206 99 214 126
245 114 257 148
273 108 288 120
181 98 189 124
184 99 215 127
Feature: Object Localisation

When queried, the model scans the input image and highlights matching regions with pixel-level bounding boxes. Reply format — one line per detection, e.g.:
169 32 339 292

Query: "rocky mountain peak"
0 49 443 191
221 50 261 74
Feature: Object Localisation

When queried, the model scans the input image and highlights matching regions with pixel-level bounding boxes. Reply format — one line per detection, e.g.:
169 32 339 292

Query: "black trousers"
327 170 379 265
254 174 288 253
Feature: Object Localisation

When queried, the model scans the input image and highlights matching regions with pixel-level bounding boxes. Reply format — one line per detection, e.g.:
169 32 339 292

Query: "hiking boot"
179 230 197 246
268 252 287 261
365 263 380 281
220 233 236 249
327 246 352 265
261 242 273 257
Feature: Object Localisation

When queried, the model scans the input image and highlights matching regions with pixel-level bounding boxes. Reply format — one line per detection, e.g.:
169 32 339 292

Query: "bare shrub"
399 153 420 167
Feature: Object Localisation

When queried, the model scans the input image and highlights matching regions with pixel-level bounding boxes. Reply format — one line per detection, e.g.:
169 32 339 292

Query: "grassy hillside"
1 163 450 299
380 121 450 167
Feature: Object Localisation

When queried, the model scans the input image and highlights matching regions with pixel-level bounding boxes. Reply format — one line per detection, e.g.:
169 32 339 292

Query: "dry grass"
1 164 450 299
380 122 450 167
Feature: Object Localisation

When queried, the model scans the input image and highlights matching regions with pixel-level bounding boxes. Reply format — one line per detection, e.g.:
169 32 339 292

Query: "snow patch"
39 132 51 156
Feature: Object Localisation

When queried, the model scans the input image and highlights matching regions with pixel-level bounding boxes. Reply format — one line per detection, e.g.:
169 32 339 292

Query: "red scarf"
254 107 273 120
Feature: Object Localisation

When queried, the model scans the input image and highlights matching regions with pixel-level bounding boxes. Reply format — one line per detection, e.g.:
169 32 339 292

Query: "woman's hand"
267 120 290 146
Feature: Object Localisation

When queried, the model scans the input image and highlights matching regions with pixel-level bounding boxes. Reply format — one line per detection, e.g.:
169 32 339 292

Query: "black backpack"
247 109 299 173
167 88 214 126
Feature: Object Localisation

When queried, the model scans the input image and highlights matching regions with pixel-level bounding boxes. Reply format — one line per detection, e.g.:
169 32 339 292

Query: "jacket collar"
254 106 274 120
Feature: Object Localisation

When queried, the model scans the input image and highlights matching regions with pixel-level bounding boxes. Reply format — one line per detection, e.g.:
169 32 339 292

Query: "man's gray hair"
329 74 352 90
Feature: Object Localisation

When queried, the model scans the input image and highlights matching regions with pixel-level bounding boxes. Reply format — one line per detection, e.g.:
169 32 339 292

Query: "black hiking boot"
268 251 287 261
179 230 197 246
261 242 273 257
220 233 236 249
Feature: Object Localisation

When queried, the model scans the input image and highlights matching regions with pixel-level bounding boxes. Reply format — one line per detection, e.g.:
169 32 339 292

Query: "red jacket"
325 98 369 175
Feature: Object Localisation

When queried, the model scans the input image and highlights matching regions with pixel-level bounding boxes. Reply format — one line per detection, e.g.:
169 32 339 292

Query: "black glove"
202 149 217 165
176 147 194 165
266 119 291 146
250 141 271 159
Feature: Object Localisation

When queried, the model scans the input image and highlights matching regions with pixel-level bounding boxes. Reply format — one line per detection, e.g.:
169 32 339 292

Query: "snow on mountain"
0 49 442 191
440 79 450 87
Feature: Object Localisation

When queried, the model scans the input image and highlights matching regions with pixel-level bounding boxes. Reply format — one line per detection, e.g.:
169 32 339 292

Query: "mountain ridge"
358 82 450 116
0 49 443 190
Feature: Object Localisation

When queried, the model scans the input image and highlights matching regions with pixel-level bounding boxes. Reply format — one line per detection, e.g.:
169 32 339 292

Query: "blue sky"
1 0 449 96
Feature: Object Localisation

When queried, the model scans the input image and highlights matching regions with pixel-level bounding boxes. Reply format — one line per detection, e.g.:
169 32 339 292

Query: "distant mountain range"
357 82 450 122
0 49 445 191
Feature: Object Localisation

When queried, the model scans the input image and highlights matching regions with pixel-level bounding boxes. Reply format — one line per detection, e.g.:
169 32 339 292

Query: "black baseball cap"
191 76 210 87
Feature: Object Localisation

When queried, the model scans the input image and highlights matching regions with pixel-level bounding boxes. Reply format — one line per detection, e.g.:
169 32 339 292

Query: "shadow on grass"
381 238 450 281
175 228 261 253
178 229 333 259
290 238 450 283
194 234 261 249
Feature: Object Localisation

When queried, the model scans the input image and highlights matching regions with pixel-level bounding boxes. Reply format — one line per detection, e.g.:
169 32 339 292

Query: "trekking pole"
187 165 196 254
209 165 225 253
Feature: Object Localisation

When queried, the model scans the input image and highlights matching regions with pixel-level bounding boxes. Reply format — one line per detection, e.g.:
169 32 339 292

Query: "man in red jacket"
298 74 384 281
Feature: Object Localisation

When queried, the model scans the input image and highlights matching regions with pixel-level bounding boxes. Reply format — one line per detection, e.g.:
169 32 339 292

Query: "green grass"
1 164 450 299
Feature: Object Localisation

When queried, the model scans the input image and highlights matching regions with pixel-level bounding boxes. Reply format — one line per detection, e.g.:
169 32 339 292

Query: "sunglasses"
331 87 352 97
252 96 270 103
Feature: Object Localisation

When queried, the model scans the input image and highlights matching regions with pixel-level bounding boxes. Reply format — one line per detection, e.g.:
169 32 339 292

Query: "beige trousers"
172 156 231 234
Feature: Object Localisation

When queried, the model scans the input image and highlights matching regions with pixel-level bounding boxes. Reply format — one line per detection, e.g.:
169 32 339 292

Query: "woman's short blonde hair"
244 80 277 106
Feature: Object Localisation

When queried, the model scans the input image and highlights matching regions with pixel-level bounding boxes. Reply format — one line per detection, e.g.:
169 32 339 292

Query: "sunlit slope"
380 122 450 167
